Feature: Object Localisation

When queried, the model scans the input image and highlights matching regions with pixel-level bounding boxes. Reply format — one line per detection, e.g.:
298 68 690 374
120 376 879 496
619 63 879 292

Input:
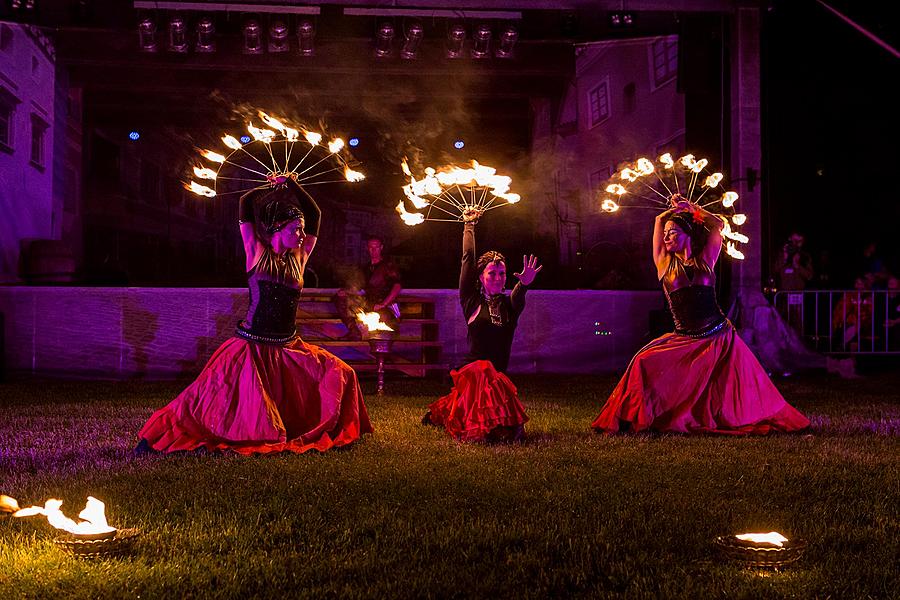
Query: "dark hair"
477 251 505 276
257 187 304 236
664 212 706 257
366 235 385 246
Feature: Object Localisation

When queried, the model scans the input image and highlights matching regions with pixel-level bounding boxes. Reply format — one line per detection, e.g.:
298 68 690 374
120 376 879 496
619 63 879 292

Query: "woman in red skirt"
592 196 809 435
423 208 542 443
138 176 372 454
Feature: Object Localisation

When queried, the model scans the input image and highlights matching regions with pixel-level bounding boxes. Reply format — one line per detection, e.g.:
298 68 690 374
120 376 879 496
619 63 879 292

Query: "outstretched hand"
514 254 543 286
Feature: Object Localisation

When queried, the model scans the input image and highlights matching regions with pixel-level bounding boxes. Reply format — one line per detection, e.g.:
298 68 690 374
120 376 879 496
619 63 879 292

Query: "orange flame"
247 123 275 144
704 173 723 188
222 135 242 150
735 532 787 547
721 191 739 208
732 213 747 225
690 158 709 173
355 311 394 332
328 138 345 154
193 166 217 180
14 497 116 536
606 183 627 195
396 201 425 225
344 166 365 182
304 131 322 146
620 168 639 182
185 181 216 197
601 198 620 212
201 149 226 163
1 495 20 514
258 111 286 135
636 158 655 176
725 242 745 260
659 153 675 169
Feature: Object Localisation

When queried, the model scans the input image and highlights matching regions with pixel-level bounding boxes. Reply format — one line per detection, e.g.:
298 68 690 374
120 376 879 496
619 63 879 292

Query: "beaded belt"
674 318 728 338
235 323 298 346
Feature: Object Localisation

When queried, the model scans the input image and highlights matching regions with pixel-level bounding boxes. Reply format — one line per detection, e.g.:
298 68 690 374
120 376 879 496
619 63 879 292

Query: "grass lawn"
1 372 898 598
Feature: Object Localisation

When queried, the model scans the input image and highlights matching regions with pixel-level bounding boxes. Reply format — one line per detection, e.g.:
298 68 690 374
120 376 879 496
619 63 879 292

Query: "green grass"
1 373 898 599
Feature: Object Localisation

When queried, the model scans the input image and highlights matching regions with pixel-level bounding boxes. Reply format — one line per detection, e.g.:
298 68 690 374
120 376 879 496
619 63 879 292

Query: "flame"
285 127 300 142
601 198 620 213
304 131 322 146
725 241 746 260
328 138 345 154
193 166 217 180
14 497 116 536
704 173 723 188
247 123 276 144
344 166 365 182
185 181 216 197
222 135 242 150
258 111 287 135
636 158 655 176
355 311 394 332
659 153 675 169
620 168 639 182
201 149 226 163
732 213 747 225
403 160 520 209
1 495 20 513
400 158 412 177
606 183 627 195
721 191 739 208
735 532 788 547
679 154 696 169
396 200 425 226
690 158 709 173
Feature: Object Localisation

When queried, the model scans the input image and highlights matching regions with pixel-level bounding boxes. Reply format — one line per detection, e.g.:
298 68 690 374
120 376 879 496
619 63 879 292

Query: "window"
0 87 18 152
651 37 678 88
30 114 48 168
588 79 610 127
589 169 605 195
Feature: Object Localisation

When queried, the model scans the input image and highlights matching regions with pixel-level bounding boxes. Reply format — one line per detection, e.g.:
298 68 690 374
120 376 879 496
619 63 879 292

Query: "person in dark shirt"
422 208 542 443
335 236 402 338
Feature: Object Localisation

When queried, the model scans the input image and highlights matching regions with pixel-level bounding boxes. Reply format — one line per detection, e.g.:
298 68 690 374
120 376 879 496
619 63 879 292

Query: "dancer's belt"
235 322 298 345
674 318 728 338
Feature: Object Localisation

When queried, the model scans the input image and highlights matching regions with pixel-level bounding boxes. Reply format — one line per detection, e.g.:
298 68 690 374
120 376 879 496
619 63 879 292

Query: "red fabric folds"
139 337 372 454
428 360 529 442
592 325 810 435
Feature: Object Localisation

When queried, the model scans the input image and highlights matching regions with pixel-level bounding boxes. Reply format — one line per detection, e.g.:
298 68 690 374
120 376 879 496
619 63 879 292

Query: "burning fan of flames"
356 311 394 332
184 110 364 201
396 158 521 226
735 532 789 547
12 496 116 536
598 153 749 260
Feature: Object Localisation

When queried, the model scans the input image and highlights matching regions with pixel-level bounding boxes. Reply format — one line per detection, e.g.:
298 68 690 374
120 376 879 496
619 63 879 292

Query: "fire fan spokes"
599 153 748 260
396 158 521 226
185 110 364 200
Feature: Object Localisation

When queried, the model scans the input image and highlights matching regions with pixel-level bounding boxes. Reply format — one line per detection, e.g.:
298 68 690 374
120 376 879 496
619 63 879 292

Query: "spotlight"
268 20 289 53
349 137 360 147
446 25 465 59
195 17 215 53
454 140 465 149
609 12 635 28
240 135 251 144
400 21 423 60
167 16 188 53
129 131 140 141
243 19 263 54
374 22 395 58
471 24 491 59
138 18 157 53
297 20 315 56
495 25 517 58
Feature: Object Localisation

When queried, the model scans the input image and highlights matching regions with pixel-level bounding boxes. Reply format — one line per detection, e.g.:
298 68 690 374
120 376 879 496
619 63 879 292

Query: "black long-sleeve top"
459 223 527 373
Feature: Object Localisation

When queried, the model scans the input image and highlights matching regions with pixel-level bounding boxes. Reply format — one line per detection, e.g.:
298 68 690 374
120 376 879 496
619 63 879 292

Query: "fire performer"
422 208 542 443
591 196 809 434
138 175 372 454
334 236 403 339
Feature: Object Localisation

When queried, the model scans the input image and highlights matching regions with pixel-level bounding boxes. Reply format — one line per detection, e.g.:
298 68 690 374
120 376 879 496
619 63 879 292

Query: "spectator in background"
858 241 889 289
774 232 814 291
832 276 874 349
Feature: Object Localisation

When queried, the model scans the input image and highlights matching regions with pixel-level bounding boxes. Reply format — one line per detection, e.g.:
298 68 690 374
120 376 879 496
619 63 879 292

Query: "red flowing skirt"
592 324 810 435
139 337 372 454
427 360 529 442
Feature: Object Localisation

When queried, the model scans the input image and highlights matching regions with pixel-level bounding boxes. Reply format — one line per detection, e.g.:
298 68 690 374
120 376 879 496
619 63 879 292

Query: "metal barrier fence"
774 290 900 354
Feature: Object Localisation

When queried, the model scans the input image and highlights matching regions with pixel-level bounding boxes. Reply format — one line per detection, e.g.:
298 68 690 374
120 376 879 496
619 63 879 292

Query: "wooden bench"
296 292 447 377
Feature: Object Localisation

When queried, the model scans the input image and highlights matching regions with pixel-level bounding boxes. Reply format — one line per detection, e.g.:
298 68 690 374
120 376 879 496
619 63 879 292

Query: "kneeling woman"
592 197 809 435
138 177 372 454
423 209 542 442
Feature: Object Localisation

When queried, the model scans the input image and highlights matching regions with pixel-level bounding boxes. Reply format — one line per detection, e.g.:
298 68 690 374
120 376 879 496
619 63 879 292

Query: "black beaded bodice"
662 255 725 336
237 248 304 344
